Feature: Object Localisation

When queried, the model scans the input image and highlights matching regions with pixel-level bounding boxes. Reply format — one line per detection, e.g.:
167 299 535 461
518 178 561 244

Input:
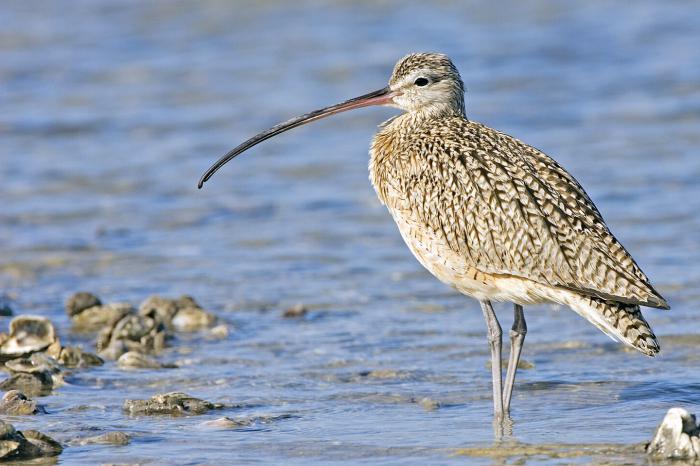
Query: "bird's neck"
369 107 465 207
385 103 466 134
410 101 466 121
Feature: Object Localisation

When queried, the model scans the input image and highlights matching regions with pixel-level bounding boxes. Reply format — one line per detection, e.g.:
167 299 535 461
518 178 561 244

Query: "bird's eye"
414 77 429 87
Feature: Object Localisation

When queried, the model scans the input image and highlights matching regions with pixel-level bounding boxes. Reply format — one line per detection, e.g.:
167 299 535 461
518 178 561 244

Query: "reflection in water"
454 441 646 464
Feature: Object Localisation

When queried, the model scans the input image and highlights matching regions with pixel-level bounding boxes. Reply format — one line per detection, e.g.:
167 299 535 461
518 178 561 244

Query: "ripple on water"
1 0 699 464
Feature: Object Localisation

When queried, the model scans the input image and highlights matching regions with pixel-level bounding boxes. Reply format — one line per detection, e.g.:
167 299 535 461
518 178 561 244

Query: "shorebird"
198 53 669 421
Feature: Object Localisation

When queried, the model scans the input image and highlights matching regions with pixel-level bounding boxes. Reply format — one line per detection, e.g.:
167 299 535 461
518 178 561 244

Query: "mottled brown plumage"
198 52 670 421
369 53 667 359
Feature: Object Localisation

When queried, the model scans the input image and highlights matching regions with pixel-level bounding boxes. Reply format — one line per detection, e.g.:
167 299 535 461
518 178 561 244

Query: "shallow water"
1 0 700 464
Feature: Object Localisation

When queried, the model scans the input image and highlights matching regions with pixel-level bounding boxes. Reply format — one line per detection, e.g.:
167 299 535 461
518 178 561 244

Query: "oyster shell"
117 351 177 370
123 392 222 416
71 302 134 331
0 390 41 415
97 314 166 360
65 291 101 317
0 420 61 460
0 316 57 358
139 295 217 331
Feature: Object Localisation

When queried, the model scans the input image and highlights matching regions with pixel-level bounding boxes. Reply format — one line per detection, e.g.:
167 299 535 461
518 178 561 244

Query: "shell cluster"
0 292 228 461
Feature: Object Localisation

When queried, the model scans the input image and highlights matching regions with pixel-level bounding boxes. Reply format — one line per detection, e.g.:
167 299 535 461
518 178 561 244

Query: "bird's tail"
564 293 660 356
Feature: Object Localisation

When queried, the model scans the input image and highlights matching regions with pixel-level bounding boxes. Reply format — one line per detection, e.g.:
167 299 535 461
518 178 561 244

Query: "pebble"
71 302 135 330
139 295 218 331
51 345 104 368
418 397 441 411
123 392 223 416
0 419 62 461
139 295 179 325
282 304 308 318
199 414 295 429
69 431 131 446
117 351 177 370
65 292 101 318
206 324 230 340
0 372 55 397
1 353 62 396
172 306 218 332
0 390 42 415
97 314 166 360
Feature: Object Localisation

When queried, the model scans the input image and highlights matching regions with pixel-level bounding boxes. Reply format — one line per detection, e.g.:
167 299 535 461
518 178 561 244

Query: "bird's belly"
389 209 551 305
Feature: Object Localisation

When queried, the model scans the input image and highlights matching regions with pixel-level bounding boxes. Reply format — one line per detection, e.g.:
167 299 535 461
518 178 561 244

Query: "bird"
198 52 670 422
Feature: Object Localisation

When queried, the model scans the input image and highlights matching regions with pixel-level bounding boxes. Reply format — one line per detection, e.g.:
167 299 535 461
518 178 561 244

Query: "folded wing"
402 119 669 309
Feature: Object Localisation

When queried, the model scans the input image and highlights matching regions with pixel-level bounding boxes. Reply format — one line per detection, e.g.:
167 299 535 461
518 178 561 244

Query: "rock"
0 390 42 415
117 351 177 370
1 353 62 396
0 372 54 397
123 392 222 416
65 292 101 318
139 295 217 331
44 340 62 359
0 420 61 460
174 295 200 309
69 431 130 446
54 346 104 368
647 407 700 459
0 439 20 460
282 304 307 318
71 302 134 331
97 314 166 360
138 295 179 325
0 316 57 359
97 339 129 361
0 421 21 460
364 369 410 380
198 416 249 429
419 397 441 411
110 315 159 342
198 414 295 429
206 324 230 340
171 307 217 332
22 430 63 456
5 353 61 374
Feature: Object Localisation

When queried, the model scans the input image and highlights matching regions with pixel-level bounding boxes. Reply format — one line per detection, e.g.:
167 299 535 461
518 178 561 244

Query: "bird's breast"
368 123 479 294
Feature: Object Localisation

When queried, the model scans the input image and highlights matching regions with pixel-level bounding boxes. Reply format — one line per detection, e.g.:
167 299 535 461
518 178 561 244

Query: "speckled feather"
369 53 667 355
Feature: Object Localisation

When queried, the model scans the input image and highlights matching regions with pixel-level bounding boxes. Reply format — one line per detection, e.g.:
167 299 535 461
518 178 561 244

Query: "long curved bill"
198 86 396 188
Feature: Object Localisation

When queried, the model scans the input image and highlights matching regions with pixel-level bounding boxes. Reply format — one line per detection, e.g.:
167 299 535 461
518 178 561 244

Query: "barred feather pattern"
565 294 660 356
370 115 669 310
369 110 668 354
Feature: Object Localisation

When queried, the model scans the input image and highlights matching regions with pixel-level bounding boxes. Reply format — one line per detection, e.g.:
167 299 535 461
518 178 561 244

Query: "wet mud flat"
2 292 700 464
0 293 237 462
2 0 700 464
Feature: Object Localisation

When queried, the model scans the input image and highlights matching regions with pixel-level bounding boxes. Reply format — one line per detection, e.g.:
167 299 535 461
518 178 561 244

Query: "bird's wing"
401 119 668 309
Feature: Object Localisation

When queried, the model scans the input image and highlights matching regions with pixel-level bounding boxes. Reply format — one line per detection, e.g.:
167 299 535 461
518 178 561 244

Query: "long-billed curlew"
198 53 669 421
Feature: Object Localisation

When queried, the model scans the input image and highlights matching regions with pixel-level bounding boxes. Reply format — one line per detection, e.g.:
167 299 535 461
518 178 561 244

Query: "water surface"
1 1 699 464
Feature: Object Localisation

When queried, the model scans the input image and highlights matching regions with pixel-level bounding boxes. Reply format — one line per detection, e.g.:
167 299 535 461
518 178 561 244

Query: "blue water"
1 0 699 464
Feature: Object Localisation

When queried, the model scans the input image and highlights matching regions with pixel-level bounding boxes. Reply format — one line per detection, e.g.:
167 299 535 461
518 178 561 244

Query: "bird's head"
388 52 465 116
198 52 464 188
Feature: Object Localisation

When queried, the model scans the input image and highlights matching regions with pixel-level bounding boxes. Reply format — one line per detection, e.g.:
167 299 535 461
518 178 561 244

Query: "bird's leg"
503 304 527 413
480 300 504 419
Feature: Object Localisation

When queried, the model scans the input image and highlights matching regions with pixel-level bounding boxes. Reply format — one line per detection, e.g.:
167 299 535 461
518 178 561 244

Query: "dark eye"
414 77 429 87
